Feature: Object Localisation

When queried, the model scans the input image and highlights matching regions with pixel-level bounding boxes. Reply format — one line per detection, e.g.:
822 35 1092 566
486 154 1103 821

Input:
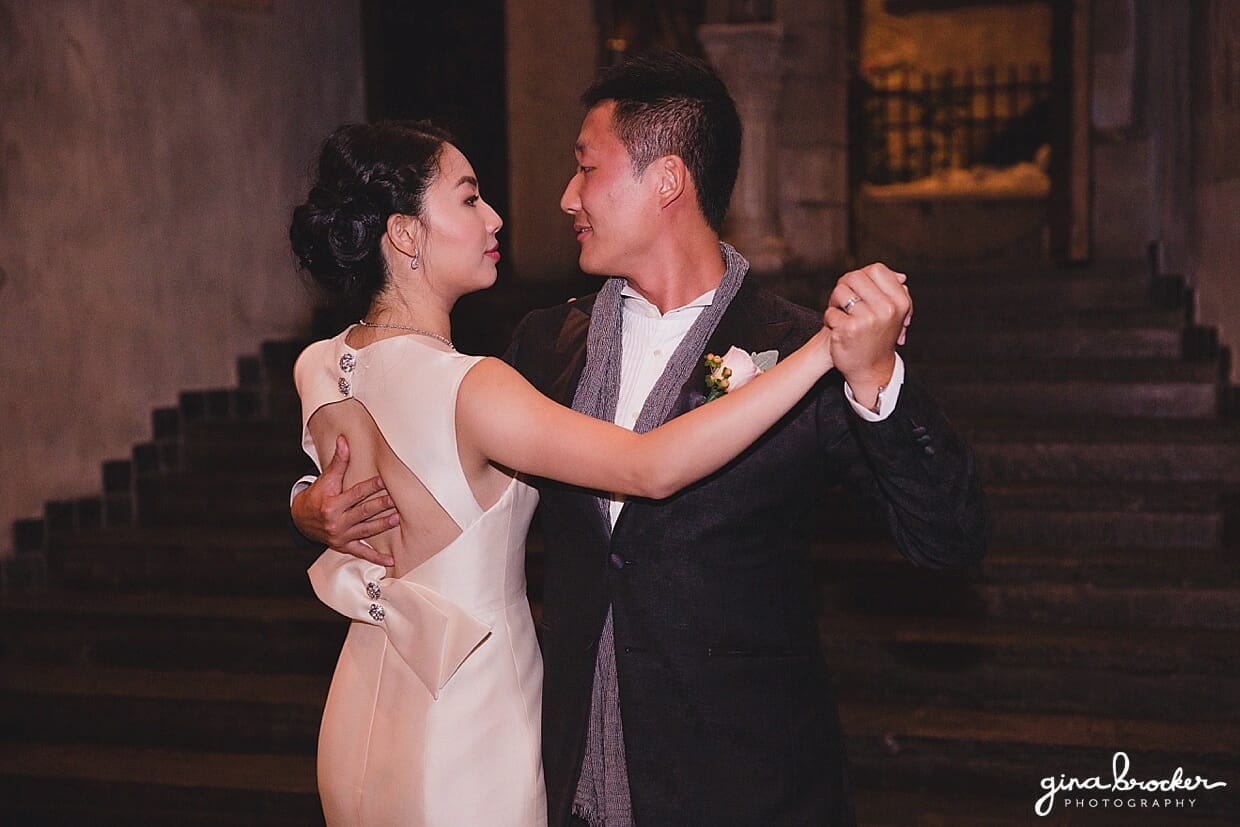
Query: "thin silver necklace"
357 319 455 350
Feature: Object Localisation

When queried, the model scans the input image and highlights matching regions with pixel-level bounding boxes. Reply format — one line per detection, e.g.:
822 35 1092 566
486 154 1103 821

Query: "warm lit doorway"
848 0 1089 268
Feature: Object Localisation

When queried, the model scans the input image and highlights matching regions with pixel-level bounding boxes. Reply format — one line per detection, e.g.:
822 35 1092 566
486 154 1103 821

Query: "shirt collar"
619 282 716 318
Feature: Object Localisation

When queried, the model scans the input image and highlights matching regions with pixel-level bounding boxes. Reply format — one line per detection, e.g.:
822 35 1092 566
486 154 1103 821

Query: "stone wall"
1091 0 1240 382
503 0 598 281
1090 0 1155 260
1190 1 1240 383
775 0 850 269
0 0 364 541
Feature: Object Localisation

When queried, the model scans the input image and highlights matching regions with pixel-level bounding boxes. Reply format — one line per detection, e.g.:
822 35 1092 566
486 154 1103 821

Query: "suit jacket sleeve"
817 368 987 569
501 312 529 369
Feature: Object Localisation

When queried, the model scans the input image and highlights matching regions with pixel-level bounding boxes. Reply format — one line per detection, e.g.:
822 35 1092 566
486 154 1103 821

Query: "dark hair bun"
290 184 385 295
290 121 452 299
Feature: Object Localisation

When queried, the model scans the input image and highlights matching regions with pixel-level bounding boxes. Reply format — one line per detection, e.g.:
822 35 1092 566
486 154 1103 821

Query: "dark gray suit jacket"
505 278 987 826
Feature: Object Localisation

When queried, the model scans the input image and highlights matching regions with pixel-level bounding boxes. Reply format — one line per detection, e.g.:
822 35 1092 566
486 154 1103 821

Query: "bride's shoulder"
292 335 345 389
294 336 334 366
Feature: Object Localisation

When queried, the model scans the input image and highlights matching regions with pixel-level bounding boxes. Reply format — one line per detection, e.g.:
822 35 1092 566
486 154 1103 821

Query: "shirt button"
653 349 664 358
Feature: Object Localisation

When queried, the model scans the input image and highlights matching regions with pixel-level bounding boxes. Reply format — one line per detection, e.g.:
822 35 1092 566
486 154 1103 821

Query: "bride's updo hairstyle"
290 121 452 299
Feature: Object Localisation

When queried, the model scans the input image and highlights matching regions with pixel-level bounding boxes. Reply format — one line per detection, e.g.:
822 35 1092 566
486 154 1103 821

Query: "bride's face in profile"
416 143 503 296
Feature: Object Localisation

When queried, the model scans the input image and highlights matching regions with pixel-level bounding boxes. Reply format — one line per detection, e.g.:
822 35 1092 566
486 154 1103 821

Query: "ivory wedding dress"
295 328 545 826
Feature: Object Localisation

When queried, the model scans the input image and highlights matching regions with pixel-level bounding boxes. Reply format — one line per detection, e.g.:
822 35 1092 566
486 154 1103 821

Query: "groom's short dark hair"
581 48 742 233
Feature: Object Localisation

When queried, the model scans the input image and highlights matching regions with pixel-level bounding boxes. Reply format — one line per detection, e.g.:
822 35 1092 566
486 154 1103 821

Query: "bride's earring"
410 251 420 270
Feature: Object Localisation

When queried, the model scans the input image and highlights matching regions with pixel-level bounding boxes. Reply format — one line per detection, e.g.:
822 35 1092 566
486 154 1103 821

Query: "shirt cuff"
291 476 317 507
844 353 905 422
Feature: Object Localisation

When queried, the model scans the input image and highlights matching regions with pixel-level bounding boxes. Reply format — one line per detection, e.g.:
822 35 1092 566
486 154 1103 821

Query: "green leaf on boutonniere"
751 350 778 372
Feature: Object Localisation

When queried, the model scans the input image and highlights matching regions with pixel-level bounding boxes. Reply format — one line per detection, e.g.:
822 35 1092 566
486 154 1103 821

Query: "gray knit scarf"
569 243 750 826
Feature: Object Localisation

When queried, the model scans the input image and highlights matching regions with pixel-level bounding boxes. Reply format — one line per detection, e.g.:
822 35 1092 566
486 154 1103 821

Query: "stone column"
699 22 787 273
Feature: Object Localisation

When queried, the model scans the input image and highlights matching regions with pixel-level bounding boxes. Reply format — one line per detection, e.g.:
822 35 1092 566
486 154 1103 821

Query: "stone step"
836 652 1240 725
841 703 1239 822
817 538 1240 628
178 419 308 473
984 482 1230 549
842 701 1239 758
52 526 319 595
825 615 1240 720
816 538 1239 588
0 740 321 826
0 664 326 754
912 357 1220 416
922 358 1219 383
979 545 1239 587
0 552 48 594
134 472 296 528
913 304 1187 330
259 340 310 385
904 324 1187 361
826 613 1240 676
175 388 265 425
976 582 1240 630
963 418 1240 483
916 260 1149 285
817 481 1232 549
920 372 1220 420
910 269 1155 309
0 591 345 674
824 566 1240 630
845 535 1234 581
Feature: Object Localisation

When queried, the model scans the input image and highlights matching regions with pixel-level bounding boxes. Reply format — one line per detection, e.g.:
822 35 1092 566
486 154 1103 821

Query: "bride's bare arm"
456 328 833 499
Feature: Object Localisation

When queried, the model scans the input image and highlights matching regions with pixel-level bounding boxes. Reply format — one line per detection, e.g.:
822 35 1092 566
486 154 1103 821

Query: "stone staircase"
814 263 1240 825
3 263 1239 824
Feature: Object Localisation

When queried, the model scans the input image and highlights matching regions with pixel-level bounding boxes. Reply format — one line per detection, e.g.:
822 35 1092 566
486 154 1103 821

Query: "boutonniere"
703 346 779 402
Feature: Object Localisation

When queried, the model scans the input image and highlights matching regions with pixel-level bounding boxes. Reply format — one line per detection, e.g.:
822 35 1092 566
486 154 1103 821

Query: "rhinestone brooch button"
365 581 381 600
339 353 356 372
368 603 385 622
338 378 351 396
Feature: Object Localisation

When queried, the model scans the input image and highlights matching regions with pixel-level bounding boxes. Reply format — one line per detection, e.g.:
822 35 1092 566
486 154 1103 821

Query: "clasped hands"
293 262 912 566
821 262 911 410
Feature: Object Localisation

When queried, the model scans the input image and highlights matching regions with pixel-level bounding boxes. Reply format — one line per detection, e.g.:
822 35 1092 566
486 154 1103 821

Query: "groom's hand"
823 263 911 410
292 434 398 566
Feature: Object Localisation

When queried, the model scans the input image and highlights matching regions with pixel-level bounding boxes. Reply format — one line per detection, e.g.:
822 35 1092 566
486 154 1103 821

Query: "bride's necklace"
357 318 455 350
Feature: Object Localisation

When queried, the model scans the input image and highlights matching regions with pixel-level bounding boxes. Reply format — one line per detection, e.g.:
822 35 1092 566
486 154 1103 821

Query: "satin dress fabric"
295 329 546 826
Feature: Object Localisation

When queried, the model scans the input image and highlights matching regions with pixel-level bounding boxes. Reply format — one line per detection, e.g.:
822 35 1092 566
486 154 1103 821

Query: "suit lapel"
663 282 795 423
612 283 794 539
547 300 593 407
541 296 617 538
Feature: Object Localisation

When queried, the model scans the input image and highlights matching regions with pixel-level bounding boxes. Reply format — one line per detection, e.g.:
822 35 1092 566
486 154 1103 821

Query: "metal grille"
860 64 1053 185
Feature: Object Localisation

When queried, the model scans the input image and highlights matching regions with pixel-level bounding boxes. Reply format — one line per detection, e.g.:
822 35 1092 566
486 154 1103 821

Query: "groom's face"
561 101 663 277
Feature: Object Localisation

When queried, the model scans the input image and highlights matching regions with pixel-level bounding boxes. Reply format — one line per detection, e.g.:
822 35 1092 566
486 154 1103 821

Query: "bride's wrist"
808 328 833 372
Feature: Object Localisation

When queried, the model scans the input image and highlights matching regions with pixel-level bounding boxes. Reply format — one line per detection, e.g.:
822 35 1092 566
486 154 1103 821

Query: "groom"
293 50 985 825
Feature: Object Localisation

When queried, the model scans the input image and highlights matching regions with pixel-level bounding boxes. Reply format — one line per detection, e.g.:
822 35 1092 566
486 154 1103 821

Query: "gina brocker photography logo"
1036 751 1228 816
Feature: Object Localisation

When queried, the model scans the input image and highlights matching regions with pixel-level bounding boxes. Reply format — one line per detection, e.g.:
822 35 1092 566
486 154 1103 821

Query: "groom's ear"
653 155 688 211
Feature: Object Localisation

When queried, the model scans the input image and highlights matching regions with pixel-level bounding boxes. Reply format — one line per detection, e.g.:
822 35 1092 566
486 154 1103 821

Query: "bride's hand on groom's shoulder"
292 434 399 566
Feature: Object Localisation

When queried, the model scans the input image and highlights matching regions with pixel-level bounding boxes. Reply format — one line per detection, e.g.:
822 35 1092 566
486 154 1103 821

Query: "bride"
289 121 834 825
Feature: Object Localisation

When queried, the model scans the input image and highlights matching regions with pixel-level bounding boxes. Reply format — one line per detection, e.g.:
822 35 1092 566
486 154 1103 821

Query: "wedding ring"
841 295 862 314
